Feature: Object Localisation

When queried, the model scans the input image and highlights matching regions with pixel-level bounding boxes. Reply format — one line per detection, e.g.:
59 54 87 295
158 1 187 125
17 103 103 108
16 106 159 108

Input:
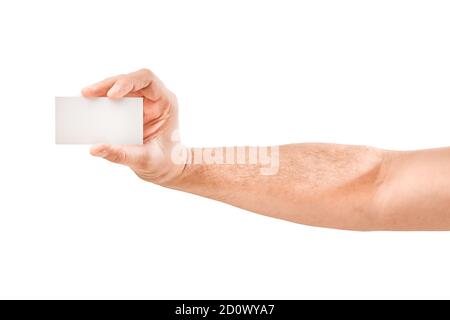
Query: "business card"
55 97 143 144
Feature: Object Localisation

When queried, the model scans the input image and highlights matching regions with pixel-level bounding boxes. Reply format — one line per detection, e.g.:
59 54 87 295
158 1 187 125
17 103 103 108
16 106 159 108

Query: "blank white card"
55 97 143 145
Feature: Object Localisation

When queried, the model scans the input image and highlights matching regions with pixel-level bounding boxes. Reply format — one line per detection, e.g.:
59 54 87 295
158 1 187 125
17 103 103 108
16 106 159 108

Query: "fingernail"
93 150 108 158
99 150 109 157
107 86 120 97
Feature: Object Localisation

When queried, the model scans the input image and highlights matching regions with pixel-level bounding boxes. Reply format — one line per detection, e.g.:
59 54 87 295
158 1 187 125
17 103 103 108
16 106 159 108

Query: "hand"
82 68 188 186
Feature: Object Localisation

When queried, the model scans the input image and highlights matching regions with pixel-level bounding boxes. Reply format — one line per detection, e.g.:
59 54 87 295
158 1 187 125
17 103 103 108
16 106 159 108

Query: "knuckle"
110 74 125 82
139 68 153 77
163 98 173 111
134 151 150 170
168 90 178 103
119 151 128 163
110 150 127 164
159 90 177 106
136 158 149 170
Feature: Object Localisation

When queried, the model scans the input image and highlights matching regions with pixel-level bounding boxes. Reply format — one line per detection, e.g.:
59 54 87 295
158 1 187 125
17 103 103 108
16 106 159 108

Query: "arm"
82 69 450 231
169 145 450 231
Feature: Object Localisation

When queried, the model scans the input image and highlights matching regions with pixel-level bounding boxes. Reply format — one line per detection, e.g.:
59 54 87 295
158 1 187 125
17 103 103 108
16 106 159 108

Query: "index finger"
81 69 166 101
81 76 119 97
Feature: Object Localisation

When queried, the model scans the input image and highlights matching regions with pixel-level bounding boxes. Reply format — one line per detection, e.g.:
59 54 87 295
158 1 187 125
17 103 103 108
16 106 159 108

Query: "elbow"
368 148 450 231
366 149 407 231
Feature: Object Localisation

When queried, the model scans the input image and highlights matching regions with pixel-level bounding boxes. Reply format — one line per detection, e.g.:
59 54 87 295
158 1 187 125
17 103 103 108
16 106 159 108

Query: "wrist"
159 146 193 188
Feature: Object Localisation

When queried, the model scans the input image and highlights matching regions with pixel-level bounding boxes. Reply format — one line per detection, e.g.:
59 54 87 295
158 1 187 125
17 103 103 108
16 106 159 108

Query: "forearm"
167 144 450 231
168 144 386 230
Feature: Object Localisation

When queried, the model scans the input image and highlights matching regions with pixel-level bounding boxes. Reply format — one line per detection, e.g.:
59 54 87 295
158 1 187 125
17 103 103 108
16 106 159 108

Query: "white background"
0 0 449 299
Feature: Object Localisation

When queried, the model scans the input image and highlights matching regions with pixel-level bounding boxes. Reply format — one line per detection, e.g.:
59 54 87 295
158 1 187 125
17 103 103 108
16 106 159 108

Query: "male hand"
82 68 187 185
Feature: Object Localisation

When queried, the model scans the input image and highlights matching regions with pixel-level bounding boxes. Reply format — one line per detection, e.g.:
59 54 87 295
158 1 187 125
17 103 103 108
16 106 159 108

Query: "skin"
82 68 450 231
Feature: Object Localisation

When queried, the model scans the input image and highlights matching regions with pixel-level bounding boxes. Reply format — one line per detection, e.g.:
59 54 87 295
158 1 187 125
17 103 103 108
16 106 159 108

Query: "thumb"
90 144 142 167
